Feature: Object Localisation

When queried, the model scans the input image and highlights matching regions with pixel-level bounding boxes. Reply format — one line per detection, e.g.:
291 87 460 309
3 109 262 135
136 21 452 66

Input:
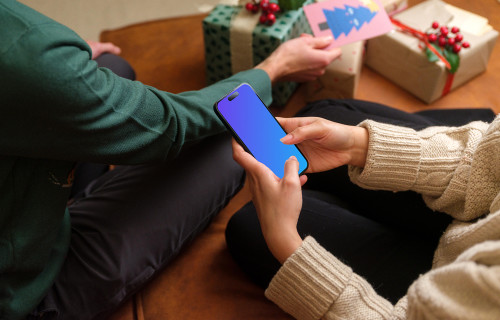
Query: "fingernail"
289 156 297 161
280 134 292 143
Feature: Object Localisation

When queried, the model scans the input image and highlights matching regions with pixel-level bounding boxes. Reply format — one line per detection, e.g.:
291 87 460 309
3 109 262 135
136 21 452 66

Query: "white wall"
19 0 223 40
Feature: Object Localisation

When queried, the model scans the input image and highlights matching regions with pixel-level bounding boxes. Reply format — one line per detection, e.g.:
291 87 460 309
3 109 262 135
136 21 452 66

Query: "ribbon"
390 17 455 97
230 1 260 73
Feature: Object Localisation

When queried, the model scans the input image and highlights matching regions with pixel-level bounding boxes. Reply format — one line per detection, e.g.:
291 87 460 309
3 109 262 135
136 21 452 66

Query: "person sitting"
0 0 341 319
226 99 499 319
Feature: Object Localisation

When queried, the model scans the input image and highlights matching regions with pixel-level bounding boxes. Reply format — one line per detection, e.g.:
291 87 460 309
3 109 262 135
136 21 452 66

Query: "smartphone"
214 83 308 179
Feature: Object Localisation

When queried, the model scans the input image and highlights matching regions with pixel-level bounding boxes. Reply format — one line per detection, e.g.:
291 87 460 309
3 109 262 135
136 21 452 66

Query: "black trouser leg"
36 134 244 319
225 99 495 303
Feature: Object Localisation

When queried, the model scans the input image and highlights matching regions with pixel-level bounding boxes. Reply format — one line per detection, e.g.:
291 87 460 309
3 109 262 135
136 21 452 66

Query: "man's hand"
232 139 305 264
255 34 341 83
86 40 122 60
278 117 369 172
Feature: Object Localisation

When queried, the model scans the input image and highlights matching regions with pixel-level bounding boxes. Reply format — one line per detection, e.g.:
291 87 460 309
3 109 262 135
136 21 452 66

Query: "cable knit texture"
266 116 500 320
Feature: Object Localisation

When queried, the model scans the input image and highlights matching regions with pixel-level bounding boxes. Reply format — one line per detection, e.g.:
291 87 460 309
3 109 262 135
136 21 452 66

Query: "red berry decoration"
440 26 449 36
425 21 470 74
438 36 447 47
245 2 259 13
428 33 437 42
245 0 280 25
259 14 268 24
269 2 279 13
266 13 276 25
260 0 269 11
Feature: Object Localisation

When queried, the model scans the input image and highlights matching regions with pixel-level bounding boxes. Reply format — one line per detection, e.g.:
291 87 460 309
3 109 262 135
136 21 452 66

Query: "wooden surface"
102 1 500 319
101 0 500 115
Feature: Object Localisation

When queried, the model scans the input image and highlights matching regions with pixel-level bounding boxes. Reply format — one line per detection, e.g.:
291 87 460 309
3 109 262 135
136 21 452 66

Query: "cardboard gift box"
203 0 312 106
365 0 498 104
380 0 408 15
306 40 365 101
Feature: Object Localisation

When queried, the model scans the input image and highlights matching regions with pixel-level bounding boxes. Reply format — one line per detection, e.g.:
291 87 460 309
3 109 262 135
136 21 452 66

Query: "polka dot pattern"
203 0 313 106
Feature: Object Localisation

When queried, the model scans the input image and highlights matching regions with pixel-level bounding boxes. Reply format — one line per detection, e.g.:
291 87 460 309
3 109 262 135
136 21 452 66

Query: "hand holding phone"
214 83 308 179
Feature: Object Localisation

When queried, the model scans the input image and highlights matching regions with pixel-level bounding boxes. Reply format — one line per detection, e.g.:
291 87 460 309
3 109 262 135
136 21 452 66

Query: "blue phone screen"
215 83 308 178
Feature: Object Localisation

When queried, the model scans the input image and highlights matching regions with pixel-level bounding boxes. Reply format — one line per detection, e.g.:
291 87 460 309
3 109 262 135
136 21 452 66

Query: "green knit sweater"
0 1 272 318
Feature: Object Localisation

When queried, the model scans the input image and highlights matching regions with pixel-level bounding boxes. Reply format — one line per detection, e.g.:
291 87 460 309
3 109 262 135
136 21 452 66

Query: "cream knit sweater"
265 115 500 320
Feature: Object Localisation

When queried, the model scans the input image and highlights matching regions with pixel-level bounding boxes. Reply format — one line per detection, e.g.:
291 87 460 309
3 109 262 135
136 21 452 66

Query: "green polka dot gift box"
203 0 312 106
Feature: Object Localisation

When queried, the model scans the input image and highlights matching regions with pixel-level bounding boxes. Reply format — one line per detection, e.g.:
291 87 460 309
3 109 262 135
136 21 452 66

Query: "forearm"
348 119 493 219
266 237 400 320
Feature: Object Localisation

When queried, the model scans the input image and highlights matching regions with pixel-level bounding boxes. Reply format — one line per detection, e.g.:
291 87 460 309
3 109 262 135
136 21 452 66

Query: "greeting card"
304 0 393 47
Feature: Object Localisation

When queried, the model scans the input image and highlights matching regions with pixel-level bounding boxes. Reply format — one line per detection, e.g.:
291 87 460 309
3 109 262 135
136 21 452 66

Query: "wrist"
265 230 303 264
255 55 285 84
349 127 369 168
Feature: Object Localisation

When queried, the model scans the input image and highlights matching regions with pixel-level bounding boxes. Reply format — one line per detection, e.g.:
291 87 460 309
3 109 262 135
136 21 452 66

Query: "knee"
94 53 136 81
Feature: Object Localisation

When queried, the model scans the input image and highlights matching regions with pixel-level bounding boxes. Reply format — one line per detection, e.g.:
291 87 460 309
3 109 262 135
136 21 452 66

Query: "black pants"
225 99 496 304
31 55 244 319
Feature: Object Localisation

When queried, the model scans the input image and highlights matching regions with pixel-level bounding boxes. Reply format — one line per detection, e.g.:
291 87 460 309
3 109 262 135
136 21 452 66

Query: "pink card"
304 0 393 47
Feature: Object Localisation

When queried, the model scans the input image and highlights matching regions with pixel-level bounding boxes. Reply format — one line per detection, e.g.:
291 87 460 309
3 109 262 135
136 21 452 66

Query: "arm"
280 116 497 220
234 116 500 319
0 20 271 164
348 118 497 220
0 6 339 165
266 234 500 320
231 135 402 320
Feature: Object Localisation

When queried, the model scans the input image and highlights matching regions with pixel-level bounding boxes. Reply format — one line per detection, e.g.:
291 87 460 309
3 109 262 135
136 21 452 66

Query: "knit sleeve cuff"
348 120 422 191
265 236 353 320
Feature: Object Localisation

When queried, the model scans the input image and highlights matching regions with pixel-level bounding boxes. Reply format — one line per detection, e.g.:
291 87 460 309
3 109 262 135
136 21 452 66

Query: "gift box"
203 0 312 106
365 0 498 104
278 0 307 11
305 40 365 101
380 0 408 16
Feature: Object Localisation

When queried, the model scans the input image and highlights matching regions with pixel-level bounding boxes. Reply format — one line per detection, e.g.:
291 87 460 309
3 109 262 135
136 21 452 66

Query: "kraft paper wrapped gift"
203 0 312 106
365 0 498 104
306 40 365 101
380 0 408 15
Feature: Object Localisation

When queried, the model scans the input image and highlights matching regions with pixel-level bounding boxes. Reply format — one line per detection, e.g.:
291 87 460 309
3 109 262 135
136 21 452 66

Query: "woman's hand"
255 34 342 83
232 139 306 264
278 117 369 173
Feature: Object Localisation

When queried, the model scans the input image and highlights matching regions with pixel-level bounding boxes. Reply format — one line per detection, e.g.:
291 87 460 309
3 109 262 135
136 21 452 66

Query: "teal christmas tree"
321 4 376 39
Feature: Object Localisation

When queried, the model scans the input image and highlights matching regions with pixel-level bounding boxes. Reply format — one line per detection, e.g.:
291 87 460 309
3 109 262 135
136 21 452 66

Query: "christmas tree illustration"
318 3 377 39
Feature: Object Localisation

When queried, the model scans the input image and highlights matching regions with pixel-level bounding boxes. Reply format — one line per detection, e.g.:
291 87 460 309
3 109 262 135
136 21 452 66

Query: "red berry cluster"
427 21 470 53
245 0 280 26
